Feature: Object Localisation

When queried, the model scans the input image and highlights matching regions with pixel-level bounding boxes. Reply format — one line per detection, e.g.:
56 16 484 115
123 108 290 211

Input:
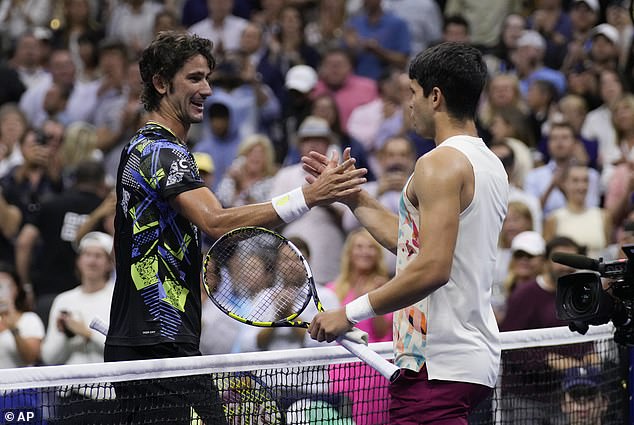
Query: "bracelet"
271 187 309 223
345 294 376 325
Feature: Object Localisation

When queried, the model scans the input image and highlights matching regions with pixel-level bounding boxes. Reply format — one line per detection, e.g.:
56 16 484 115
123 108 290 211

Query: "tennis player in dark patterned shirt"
104 31 367 424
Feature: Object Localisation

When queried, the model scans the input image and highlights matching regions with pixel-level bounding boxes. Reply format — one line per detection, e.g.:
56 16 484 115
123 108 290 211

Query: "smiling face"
158 54 212 126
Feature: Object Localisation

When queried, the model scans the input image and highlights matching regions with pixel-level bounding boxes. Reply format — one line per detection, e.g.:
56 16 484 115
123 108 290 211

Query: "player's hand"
308 308 353 343
302 149 367 207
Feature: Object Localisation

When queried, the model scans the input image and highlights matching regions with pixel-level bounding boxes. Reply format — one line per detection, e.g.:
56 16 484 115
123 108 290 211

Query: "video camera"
553 244 634 346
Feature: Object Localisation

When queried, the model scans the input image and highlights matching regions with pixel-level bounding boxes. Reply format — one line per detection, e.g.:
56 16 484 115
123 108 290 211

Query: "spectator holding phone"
0 262 44 368
41 231 114 366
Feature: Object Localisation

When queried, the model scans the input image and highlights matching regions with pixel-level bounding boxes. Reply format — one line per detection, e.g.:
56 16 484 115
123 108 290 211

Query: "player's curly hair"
139 31 216 112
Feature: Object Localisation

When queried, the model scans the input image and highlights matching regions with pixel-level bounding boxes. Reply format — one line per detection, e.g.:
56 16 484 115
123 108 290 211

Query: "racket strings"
206 230 312 323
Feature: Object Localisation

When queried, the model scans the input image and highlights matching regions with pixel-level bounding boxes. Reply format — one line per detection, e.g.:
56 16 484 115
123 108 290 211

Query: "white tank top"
394 135 508 387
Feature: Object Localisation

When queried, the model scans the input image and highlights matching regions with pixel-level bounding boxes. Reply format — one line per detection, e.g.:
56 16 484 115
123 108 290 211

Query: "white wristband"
271 187 309 223
345 293 376 325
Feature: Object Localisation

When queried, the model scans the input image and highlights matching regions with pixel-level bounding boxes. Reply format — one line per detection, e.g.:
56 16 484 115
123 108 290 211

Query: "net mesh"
0 324 627 424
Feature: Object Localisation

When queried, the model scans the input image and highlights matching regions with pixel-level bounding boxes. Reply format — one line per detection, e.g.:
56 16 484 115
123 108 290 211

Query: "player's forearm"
348 191 398 253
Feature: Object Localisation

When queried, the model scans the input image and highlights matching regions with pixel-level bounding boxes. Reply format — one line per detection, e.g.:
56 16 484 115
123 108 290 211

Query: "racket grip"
89 316 109 336
338 336 400 383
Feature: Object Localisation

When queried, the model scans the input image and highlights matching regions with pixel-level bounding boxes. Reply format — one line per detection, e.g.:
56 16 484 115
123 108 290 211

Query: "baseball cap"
297 116 332 141
516 30 546 50
511 231 546 256
573 0 600 12
78 231 113 255
591 23 620 46
285 65 318 94
193 152 215 174
562 366 601 391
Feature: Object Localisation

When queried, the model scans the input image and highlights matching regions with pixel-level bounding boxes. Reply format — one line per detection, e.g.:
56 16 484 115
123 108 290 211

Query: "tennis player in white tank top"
305 43 509 424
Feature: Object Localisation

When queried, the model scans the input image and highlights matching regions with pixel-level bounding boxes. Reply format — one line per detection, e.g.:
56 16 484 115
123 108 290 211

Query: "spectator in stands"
41 231 114 366
0 0 50 43
0 262 44 368
327 229 391 425
512 30 567 99
304 0 348 56
525 0 572 71
312 47 378 129
552 94 598 170
587 24 621 76
442 14 471 44
8 32 48 90
0 64 26 109
560 366 610 425
488 106 535 186
0 127 64 230
383 0 441 58
50 0 104 66
563 0 601 73
19 48 99 129
342 0 410 81
485 14 526 75
309 93 374 180
526 79 559 146
15 160 107 326
502 235 580 332
194 95 243 191
58 121 102 186
216 134 277 207
266 5 320 75
478 73 527 134
92 40 130 158
544 164 612 258
606 0 633 69
524 121 601 217
346 69 405 161
0 104 27 179
106 0 162 56
443 0 523 50
581 69 624 183
501 231 546 316
187 0 249 56
279 64 318 162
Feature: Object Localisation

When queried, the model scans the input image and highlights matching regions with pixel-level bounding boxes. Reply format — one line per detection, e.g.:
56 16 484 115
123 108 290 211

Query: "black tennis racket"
202 226 400 383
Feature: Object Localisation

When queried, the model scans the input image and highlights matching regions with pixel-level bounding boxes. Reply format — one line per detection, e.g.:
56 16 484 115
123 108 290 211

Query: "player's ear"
152 74 168 95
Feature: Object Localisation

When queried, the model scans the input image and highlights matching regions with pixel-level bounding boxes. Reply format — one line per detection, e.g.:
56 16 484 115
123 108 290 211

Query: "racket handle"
89 316 109 336
338 336 401 383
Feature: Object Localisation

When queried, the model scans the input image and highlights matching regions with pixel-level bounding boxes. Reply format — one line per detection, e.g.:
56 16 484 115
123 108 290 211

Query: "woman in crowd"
0 262 44 368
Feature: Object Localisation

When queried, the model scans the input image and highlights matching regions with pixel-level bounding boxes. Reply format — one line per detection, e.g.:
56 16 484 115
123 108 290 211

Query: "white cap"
517 30 546 51
78 232 113 255
511 231 546 256
591 23 620 46
296 116 332 140
573 0 600 12
285 65 318 94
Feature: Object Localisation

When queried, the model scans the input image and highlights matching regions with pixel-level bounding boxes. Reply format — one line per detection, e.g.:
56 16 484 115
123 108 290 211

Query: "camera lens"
568 283 596 314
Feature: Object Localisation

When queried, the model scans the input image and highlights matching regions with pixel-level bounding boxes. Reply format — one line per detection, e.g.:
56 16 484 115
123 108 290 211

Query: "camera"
554 244 634 346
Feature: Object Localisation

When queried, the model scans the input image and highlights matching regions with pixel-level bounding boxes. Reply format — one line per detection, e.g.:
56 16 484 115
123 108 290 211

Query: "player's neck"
146 112 189 143
434 115 479 145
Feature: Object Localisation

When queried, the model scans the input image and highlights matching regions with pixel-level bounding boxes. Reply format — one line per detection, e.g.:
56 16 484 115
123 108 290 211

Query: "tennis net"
0 324 627 424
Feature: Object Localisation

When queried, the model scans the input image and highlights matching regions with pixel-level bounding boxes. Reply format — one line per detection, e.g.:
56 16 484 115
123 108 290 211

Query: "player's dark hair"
408 42 487 121
139 31 216 112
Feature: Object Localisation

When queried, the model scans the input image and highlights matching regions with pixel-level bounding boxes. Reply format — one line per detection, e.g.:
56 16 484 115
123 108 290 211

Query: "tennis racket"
202 226 400 383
